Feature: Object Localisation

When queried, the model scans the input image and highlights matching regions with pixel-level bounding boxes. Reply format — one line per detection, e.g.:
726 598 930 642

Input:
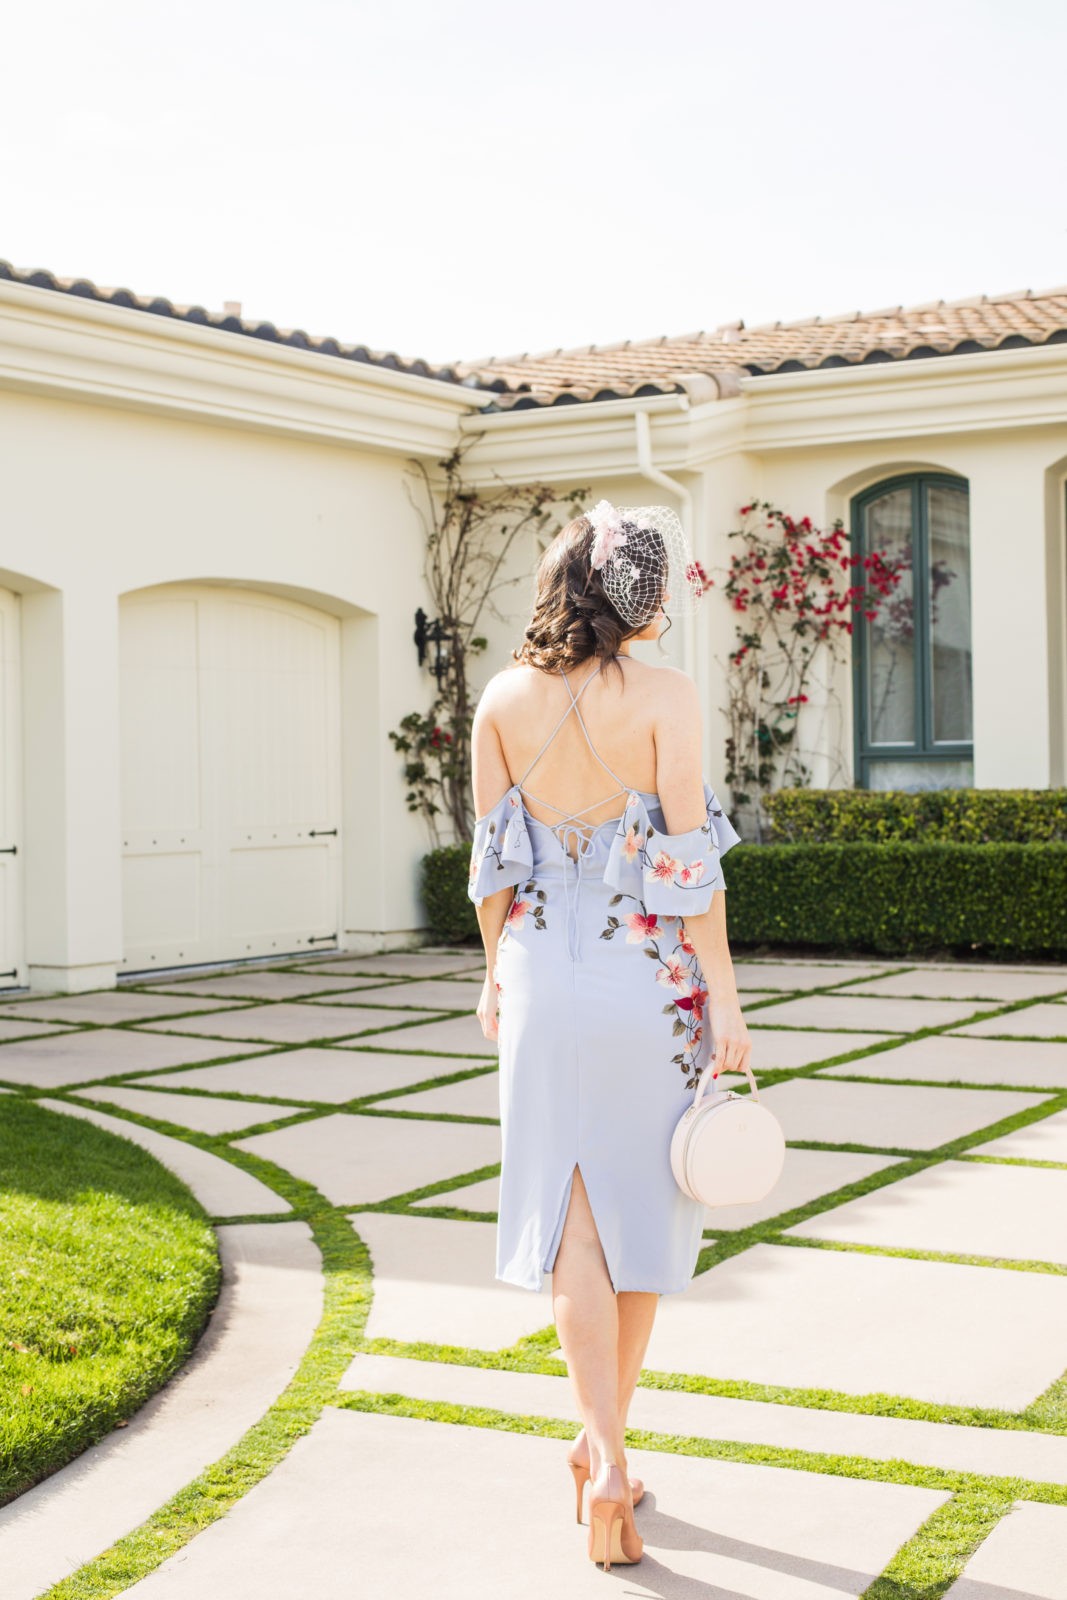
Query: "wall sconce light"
414 607 450 688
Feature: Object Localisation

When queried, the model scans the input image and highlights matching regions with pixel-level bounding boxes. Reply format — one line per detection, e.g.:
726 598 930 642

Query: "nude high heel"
567 1456 588 1523
567 1432 645 1522
587 1463 643 1572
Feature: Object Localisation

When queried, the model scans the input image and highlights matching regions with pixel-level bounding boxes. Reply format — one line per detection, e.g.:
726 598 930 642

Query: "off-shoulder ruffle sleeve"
467 786 533 907
604 780 741 916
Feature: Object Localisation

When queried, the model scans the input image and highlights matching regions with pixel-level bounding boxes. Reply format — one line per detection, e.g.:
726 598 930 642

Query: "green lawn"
0 1097 221 1504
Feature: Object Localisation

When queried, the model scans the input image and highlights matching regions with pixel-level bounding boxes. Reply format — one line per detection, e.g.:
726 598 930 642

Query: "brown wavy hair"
513 513 667 677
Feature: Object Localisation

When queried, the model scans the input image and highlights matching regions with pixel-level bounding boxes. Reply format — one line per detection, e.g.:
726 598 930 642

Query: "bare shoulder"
474 662 538 720
620 658 700 719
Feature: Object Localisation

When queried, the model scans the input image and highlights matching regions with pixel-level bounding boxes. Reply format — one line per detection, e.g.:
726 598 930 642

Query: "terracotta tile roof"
5 260 1067 412
455 284 1067 408
0 258 487 392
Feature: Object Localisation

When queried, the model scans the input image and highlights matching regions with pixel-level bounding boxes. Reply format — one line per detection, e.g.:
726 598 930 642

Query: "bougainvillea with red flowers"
720 500 902 834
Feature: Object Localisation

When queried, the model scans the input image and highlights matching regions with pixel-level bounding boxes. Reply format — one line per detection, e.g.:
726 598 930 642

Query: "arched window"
851 474 973 790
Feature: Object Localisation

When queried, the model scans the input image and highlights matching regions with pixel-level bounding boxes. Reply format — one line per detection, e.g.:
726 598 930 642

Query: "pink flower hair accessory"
586 499 629 570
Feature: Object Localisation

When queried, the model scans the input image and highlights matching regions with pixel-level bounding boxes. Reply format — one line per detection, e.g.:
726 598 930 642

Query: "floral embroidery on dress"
469 792 526 885
599 894 710 1088
624 911 659 943
620 793 716 899
621 823 645 863
603 786 736 918
499 879 548 947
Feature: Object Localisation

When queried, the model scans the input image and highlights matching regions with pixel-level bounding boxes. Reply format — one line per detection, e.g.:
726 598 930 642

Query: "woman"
467 500 752 1572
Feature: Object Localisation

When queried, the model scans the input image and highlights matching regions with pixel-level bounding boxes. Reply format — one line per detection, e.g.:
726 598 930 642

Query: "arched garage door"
120 585 342 974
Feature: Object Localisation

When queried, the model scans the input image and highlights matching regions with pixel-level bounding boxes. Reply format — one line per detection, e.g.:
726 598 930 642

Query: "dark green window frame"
851 472 973 789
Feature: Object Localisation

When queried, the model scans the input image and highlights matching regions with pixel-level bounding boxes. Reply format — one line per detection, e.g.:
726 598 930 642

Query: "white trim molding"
0 280 491 457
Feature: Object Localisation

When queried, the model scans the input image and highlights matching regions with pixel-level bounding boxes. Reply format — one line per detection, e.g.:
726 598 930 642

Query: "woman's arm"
474 892 511 1042
653 670 752 1081
470 680 515 1042
678 894 750 1079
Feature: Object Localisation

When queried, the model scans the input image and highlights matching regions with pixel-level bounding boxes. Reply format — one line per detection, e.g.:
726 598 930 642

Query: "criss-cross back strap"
516 659 632 833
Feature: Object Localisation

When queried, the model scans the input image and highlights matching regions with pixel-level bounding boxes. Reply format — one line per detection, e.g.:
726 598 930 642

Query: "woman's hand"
707 996 752 1080
476 970 499 1042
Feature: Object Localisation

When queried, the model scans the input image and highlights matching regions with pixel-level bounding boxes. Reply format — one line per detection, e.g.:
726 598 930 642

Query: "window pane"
864 487 915 745
866 758 974 791
928 484 973 742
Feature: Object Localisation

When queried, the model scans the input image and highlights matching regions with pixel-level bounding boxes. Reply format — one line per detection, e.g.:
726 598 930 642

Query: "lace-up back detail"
514 660 633 862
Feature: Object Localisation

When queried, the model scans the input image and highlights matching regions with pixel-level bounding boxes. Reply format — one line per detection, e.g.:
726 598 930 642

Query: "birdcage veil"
583 499 707 628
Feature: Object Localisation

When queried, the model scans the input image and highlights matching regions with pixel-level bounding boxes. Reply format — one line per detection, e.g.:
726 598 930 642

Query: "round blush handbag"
670 1060 786 1208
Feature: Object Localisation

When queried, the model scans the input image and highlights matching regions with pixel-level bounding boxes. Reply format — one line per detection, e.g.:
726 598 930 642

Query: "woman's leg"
611 1293 658 1475
551 1165 626 1478
616 1290 658 1428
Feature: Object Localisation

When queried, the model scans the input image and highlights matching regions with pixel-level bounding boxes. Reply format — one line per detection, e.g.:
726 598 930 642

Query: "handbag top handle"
694 1058 760 1107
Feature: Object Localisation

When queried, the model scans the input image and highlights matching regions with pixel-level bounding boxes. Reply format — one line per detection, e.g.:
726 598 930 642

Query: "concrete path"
121 1409 949 1600
1 948 1066 1598
0 1224 320 1600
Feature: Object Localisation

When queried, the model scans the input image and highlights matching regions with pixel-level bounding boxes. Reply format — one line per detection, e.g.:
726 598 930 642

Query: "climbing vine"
389 433 587 846
719 500 903 838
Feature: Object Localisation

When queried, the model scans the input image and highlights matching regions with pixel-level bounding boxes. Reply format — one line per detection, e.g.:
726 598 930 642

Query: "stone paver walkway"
1 948 1066 1598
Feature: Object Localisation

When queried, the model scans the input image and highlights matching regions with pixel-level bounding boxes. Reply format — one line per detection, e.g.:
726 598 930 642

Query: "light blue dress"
468 660 742 1295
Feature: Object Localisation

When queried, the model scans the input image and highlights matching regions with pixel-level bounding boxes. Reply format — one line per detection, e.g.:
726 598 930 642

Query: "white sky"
2 0 1064 368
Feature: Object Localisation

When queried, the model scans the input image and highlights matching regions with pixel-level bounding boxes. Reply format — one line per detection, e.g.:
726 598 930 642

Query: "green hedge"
722 839 1067 958
765 785 1067 843
421 846 480 944
423 832 1067 958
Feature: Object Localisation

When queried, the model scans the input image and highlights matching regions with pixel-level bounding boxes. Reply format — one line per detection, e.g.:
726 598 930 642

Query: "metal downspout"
633 407 698 684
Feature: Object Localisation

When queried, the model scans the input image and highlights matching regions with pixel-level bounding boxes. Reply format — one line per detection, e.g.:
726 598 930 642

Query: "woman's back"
476 653 706 853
